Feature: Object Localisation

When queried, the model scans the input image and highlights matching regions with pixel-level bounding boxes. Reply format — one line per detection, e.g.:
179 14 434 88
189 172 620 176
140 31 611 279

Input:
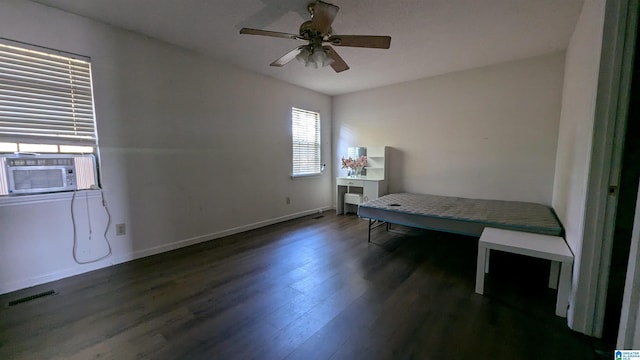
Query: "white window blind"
0 42 97 146
292 107 321 176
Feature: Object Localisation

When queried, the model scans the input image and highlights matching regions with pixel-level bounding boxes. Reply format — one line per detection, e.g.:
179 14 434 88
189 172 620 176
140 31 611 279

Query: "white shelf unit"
364 146 388 180
336 146 389 215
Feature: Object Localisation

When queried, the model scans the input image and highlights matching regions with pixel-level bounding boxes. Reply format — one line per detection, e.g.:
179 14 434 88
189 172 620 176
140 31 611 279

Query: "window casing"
291 107 321 177
0 41 98 154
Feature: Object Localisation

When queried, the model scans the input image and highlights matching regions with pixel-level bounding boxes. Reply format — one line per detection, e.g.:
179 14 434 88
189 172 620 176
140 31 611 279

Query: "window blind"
0 43 97 146
292 107 321 176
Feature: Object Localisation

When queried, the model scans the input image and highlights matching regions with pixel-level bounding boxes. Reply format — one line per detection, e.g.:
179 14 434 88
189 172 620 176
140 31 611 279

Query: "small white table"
475 227 574 318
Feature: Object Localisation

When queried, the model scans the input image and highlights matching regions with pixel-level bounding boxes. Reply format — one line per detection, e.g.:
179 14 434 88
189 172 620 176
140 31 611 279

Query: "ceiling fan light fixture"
297 45 333 68
295 47 311 64
314 46 334 67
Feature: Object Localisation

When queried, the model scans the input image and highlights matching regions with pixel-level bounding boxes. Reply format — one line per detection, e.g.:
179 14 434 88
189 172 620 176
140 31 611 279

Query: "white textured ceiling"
31 0 584 96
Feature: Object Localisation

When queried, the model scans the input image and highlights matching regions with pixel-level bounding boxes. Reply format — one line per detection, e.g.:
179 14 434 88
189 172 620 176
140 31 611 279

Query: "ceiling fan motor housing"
299 20 331 40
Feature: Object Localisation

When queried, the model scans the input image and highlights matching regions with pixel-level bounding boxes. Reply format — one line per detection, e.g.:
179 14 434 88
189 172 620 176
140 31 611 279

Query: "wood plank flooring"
0 212 602 359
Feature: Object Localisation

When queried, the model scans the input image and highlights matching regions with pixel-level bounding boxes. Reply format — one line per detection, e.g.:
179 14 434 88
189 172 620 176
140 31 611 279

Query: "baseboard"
109 206 332 263
0 206 331 295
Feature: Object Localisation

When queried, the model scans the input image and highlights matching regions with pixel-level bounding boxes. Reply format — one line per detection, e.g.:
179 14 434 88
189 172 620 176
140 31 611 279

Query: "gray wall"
0 0 332 293
333 53 565 205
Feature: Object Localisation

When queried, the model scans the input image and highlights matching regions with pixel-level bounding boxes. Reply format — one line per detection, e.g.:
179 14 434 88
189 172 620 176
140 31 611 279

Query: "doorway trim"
577 0 637 337
618 182 640 347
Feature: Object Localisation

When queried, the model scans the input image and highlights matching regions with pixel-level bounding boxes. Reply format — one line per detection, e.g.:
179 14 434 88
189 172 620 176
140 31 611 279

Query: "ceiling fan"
239 1 391 73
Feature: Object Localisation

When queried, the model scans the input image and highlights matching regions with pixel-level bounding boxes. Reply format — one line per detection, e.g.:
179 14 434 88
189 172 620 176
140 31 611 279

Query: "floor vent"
312 215 324 219
8 290 56 307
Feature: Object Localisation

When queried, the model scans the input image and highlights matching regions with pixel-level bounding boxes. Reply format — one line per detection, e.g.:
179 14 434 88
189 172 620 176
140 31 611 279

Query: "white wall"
551 0 606 331
0 0 332 294
333 53 564 205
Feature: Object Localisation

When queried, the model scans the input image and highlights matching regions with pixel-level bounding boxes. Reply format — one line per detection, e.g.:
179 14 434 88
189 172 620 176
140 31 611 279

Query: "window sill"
291 173 322 179
0 189 102 207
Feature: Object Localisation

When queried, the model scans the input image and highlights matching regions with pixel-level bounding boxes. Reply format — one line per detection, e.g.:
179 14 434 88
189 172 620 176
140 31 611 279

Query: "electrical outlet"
116 223 126 236
286 197 291 205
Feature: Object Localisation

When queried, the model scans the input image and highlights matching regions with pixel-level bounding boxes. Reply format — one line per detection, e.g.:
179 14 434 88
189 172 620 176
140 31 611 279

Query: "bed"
357 193 563 241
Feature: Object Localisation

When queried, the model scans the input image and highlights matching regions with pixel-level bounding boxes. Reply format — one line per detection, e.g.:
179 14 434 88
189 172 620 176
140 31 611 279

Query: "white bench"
344 193 363 214
475 227 574 318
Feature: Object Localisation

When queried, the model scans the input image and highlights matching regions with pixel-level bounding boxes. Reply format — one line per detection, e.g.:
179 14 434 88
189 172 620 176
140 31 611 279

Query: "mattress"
358 193 563 237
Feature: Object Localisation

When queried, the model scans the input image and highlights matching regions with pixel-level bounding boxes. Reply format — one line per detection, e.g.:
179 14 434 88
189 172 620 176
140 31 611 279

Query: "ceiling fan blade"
240 28 302 40
270 46 305 67
328 35 391 49
323 46 349 73
311 1 339 35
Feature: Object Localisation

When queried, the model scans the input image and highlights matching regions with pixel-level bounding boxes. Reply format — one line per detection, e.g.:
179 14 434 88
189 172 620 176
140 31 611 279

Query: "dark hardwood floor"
0 212 603 359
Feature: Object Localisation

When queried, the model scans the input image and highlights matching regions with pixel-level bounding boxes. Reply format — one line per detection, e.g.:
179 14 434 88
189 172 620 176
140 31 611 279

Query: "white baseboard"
0 206 331 295
109 206 332 263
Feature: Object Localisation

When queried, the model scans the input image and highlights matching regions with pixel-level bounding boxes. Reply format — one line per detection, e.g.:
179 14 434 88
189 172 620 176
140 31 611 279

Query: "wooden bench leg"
555 261 572 318
475 246 488 294
548 261 560 289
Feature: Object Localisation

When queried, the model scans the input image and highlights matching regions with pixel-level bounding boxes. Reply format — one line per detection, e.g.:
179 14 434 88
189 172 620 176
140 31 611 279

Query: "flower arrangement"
341 155 367 176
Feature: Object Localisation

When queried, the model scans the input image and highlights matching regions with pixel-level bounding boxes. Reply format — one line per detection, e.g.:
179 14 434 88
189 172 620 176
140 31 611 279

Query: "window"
291 107 321 177
0 41 98 154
